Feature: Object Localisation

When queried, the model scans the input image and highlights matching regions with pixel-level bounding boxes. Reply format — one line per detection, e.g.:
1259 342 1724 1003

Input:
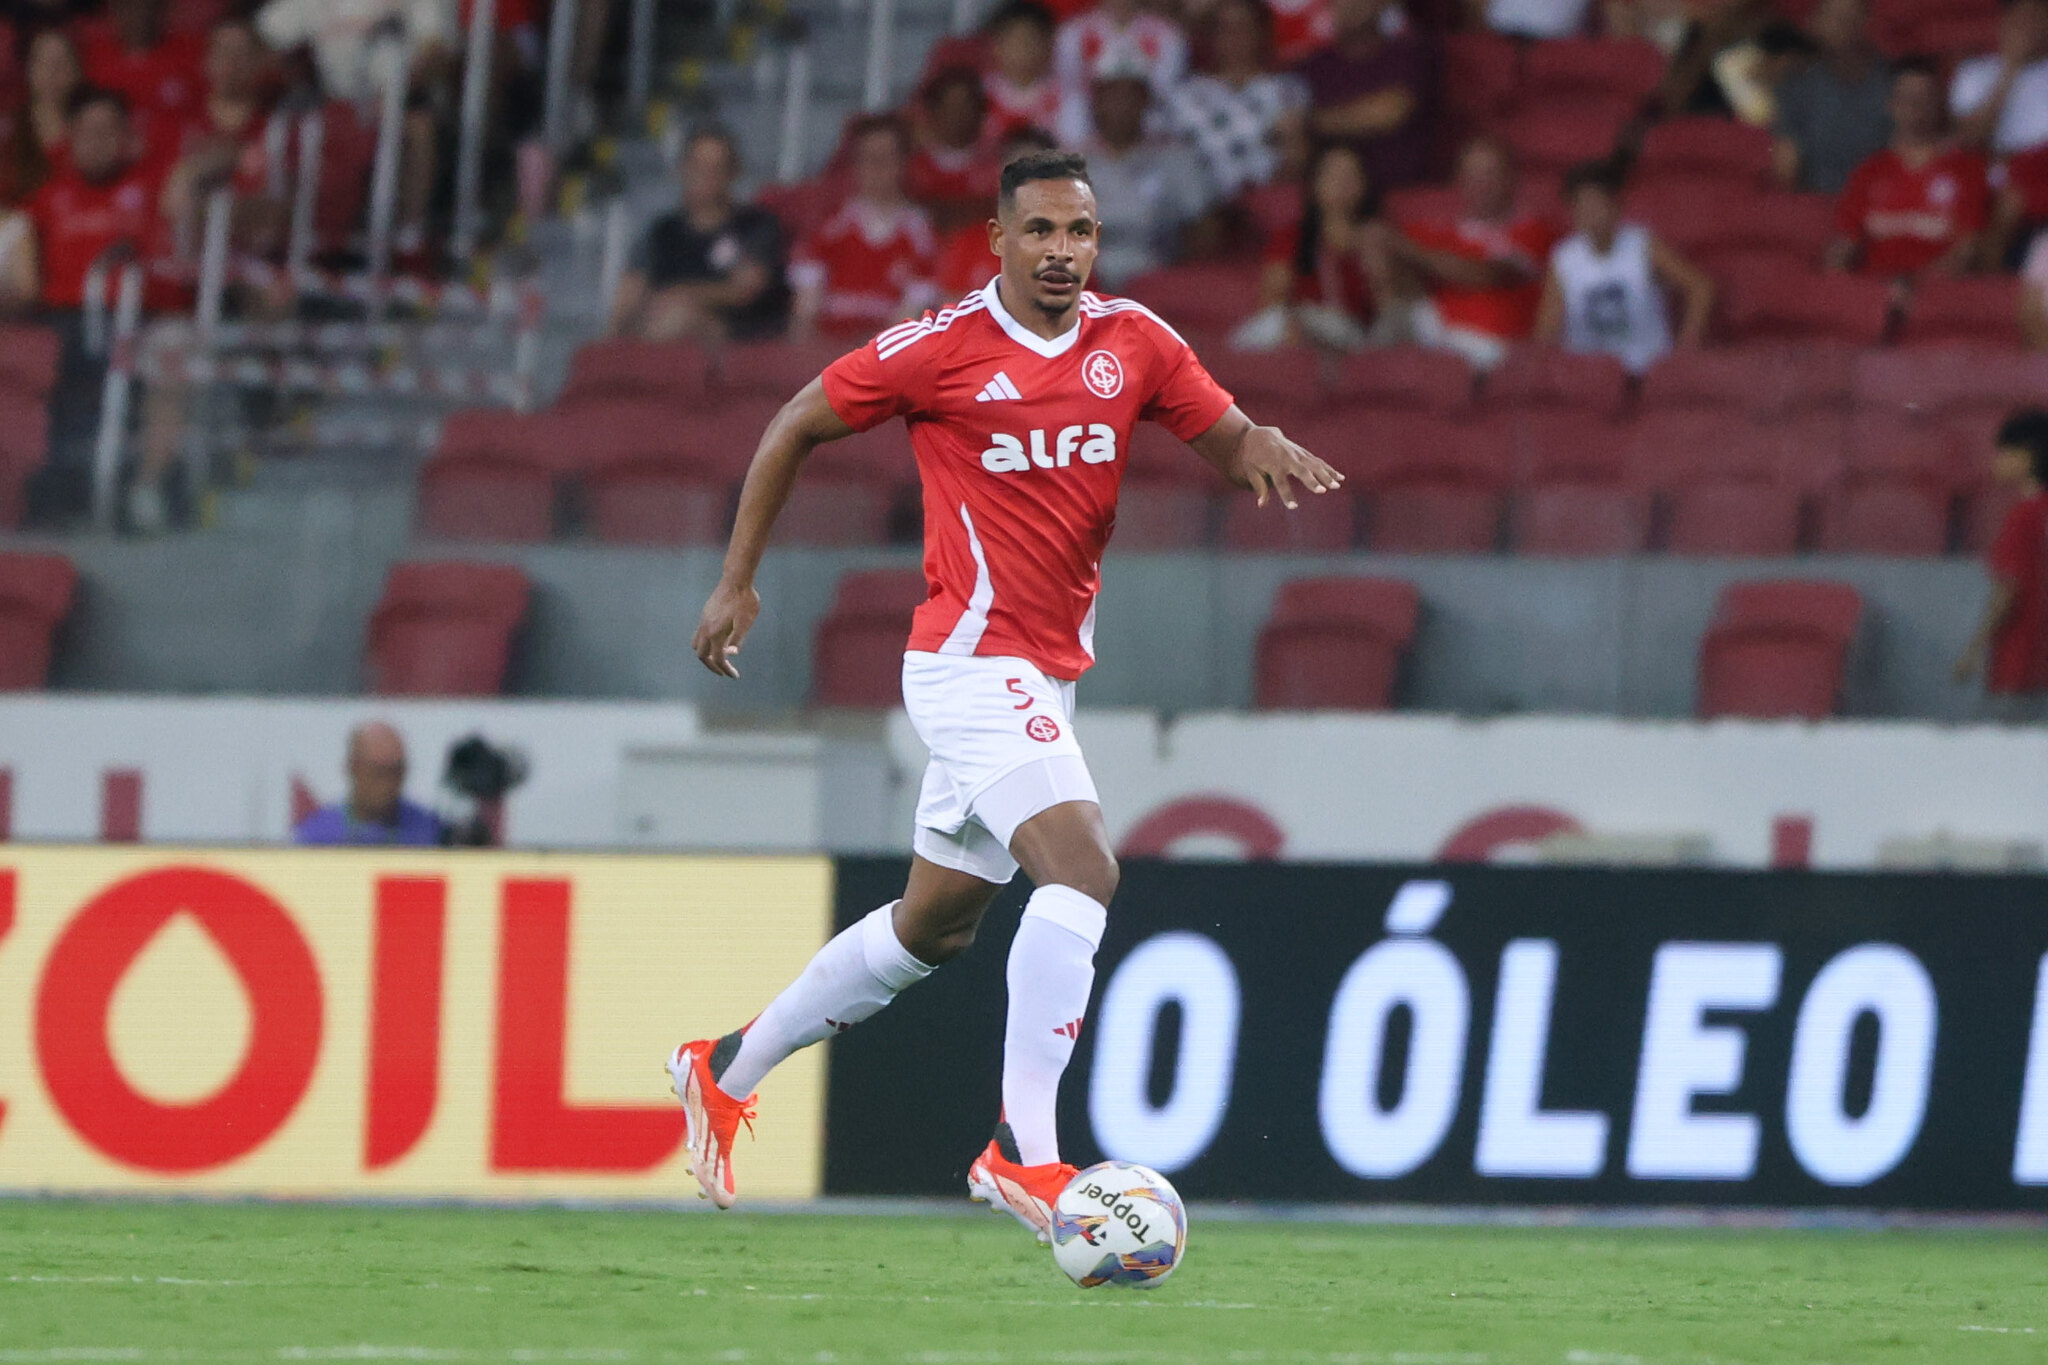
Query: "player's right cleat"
666 1037 757 1209
966 1121 1078 1245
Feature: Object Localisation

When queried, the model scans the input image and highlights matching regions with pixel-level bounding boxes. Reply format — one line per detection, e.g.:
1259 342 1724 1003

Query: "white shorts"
902 651 1101 886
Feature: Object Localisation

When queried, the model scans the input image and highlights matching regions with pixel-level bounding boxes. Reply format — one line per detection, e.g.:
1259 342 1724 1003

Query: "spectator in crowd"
1053 0 1187 143
1389 134 1557 370
908 66 996 231
1827 61 1989 282
1468 0 1592 41
983 1 1063 142
608 125 789 344
1083 66 1215 287
1168 0 1308 201
1232 141 1391 351
28 88 166 311
1536 158 1712 376
1955 408 2048 717
0 200 34 313
74 0 204 163
790 116 938 342
160 18 283 259
1296 0 1431 191
932 123 1056 297
1953 0 2048 157
257 0 457 264
294 721 444 845
1772 0 1890 194
0 26 83 205
1652 0 1775 119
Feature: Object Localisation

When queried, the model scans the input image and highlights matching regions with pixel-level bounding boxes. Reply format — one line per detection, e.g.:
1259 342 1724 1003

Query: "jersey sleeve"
1141 335 1236 443
820 331 926 432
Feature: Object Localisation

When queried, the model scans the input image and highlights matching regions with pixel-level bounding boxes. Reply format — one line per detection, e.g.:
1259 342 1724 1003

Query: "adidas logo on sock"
1053 1017 1084 1039
974 371 1024 403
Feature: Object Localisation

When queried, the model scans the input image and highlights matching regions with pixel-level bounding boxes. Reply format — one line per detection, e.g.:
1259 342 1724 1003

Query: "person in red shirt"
1957 408 2048 717
1829 59 1990 280
789 115 940 342
674 149 1338 1227
907 65 996 231
28 87 168 309
0 26 83 205
73 0 205 165
160 17 281 256
1390 133 1560 370
982 1 1062 142
932 124 1057 297
1233 141 1392 351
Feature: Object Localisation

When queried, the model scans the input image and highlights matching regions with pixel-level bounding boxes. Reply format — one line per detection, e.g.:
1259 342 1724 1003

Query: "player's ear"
986 216 1003 257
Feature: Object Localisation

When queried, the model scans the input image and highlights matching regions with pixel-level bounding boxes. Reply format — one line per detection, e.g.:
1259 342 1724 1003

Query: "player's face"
993 178 1099 318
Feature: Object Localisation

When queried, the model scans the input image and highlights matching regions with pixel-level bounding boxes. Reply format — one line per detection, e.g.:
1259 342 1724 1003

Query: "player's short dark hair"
68 85 128 121
1562 156 1627 198
984 0 1055 38
1000 150 1091 211
1998 408 2048 483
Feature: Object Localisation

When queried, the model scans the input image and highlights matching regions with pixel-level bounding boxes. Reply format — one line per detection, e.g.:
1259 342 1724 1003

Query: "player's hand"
1238 424 1344 510
693 580 761 679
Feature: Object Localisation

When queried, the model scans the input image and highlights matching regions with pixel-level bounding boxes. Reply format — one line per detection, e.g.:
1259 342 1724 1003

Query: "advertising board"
827 859 2048 1210
0 848 829 1200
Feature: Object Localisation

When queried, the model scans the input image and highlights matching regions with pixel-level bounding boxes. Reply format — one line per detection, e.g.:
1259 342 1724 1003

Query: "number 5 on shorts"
1006 678 1034 711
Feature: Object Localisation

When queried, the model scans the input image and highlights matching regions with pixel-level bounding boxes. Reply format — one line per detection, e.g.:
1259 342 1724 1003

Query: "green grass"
0 1200 2042 1364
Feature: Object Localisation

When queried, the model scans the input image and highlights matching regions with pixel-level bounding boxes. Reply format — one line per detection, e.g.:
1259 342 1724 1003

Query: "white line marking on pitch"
4 1276 251 1287
1959 1326 2038 1334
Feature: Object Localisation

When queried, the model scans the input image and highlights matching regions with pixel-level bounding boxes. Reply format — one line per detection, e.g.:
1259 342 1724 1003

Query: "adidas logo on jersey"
982 424 1118 473
975 371 1024 403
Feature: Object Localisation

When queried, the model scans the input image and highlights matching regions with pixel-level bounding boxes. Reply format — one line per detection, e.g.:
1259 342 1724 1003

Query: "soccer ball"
1049 1161 1187 1289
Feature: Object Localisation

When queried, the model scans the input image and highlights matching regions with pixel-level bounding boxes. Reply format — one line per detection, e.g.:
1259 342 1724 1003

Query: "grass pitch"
0 1200 2041 1364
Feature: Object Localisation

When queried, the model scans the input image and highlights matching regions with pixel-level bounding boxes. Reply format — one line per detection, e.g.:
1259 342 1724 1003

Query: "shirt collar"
980 277 1085 358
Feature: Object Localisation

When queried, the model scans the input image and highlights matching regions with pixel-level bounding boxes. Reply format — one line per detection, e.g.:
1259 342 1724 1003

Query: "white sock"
1001 884 1108 1166
713 903 933 1099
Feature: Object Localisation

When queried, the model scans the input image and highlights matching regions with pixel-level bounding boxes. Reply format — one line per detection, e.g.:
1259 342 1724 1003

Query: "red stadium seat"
1815 468 1956 555
1887 11 2000 59
1485 348 1631 414
0 551 77 689
1119 264 1262 333
582 459 729 545
1204 347 1327 414
418 412 557 542
1219 488 1358 551
1634 186 1832 265
0 323 61 397
0 388 52 529
1254 576 1421 711
1334 348 1475 413
1627 410 1806 554
556 339 710 407
1510 411 1647 554
1637 118 1773 185
715 340 862 398
1114 477 1216 549
1384 186 1465 229
1697 579 1862 719
1722 263 1893 344
1521 37 1665 107
1443 31 1523 127
1501 103 1633 176
1362 414 1512 552
773 419 916 546
367 562 530 697
1844 409 1967 475
812 569 930 707
1852 346 2048 419
1897 276 2022 348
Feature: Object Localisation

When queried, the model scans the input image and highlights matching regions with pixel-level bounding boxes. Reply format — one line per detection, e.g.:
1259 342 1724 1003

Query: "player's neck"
994 277 1079 343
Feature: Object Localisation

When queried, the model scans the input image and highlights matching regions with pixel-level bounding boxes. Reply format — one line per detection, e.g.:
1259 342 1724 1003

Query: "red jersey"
791 199 939 338
1988 491 2048 694
1403 213 1558 340
822 280 1235 679
906 142 996 216
74 21 206 159
29 161 173 308
1837 146 1989 278
984 74 1063 141
934 222 1000 296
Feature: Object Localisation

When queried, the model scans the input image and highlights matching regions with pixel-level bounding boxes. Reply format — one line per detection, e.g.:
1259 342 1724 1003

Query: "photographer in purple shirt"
293 721 444 847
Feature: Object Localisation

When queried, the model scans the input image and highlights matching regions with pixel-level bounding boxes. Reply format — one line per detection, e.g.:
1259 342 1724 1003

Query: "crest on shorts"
1082 350 1124 399
1026 715 1062 743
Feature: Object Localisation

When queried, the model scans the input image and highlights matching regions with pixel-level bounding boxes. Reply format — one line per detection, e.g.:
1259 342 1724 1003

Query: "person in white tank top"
1536 158 1716 375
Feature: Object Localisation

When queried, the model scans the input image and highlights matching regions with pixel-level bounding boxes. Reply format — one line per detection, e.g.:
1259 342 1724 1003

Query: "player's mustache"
1034 266 1078 282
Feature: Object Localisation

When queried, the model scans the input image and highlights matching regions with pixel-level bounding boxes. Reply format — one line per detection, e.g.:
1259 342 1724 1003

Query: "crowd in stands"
606 0 2048 382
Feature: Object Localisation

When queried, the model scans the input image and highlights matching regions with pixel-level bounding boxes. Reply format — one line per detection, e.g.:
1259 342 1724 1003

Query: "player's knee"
1051 850 1118 906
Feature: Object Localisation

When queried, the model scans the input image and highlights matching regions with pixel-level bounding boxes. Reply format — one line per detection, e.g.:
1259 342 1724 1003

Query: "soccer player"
670 150 1341 1239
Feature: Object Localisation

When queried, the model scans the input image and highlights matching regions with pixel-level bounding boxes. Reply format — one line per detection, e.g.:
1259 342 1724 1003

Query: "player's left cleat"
666 1038 757 1209
967 1122 1078 1245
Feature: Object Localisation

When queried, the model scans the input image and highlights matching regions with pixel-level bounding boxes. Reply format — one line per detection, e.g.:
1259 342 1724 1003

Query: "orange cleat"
666 1038 757 1209
966 1122 1078 1245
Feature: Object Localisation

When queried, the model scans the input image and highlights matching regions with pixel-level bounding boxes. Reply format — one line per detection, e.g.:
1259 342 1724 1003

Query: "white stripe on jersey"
876 294 991 361
1078 595 1098 662
1078 293 1190 347
939 503 996 656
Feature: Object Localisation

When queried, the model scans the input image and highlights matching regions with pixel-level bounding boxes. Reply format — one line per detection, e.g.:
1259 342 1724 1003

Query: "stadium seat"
1897 276 2021 348
1254 576 1421 711
1501 103 1632 176
0 551 77 689
1114 476 1216 549
1510 411 1648 555
1886 11 2000 60
715 340 861 398
366 562 530 696
418 412 558 543
771 420 916 546
1520 37 1665 108
0 387 52 529
1362 414 1511 552
1383 186 1465 229
1634 186 1832 266
1443 31 1522 127
1333 348 1475 413
1852 346 2048 420
1120 264 1263 333
812 569 930 707
1721 263 1892 344
1204 347 1327 414
1637 118 1773 185
0 322 61 397
1697 580 1862 719
1485 348 1630 414
1815 468 1957 555
1628 410 1806 555
556 339 710 407
581 458 729 545
1844 409 1967 475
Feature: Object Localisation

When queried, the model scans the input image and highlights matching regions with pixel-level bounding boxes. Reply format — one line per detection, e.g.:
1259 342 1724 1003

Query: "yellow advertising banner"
0 848 831 1200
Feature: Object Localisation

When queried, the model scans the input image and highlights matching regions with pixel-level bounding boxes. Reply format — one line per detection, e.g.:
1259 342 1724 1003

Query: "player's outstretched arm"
692 377 856 679
1189 405 1345 510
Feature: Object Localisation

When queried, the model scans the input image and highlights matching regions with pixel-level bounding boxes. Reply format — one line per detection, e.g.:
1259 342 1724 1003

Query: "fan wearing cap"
1080 60 1216 288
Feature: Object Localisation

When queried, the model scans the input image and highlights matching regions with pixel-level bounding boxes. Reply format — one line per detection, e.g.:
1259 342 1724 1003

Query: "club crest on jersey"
982 424 1118 473
1083 350 1124 399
